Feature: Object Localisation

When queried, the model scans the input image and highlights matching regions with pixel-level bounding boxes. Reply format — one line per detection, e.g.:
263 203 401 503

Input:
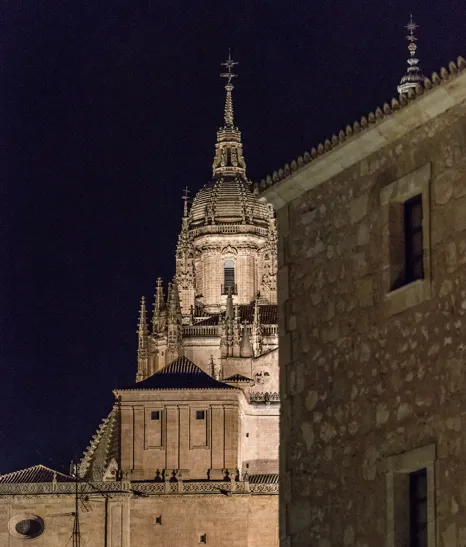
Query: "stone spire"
240 323 253 357
136 297 149 382
251 297 263 357
167 279 183 361
398 15 424 94
225 286 234 319
152 278 166 334
212 52 246 179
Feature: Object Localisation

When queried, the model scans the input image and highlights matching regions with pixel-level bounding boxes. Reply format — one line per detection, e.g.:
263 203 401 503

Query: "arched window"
224 259 235 293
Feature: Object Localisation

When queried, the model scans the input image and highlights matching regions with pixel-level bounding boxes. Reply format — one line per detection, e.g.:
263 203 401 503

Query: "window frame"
385 444 436 547
380 163 432 317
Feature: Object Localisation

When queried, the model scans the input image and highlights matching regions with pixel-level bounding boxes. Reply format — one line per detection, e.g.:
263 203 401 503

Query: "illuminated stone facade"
0 57 279 546
260 58 466 547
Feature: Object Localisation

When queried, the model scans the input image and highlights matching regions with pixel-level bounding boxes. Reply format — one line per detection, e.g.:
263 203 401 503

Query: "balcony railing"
250 392 280 404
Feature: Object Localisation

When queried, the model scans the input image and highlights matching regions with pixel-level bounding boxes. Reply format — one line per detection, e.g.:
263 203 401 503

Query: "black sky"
1 0 464 473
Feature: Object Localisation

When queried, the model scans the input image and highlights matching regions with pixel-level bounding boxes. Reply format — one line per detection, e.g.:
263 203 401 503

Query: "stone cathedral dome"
189 177 270 228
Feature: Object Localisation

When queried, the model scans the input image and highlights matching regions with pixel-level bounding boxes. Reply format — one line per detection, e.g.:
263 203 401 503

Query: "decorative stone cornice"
257 56 466 208
0 480 278 496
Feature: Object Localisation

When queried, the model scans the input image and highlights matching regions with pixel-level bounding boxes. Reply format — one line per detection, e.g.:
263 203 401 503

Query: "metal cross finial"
406 14 418 34
220 50 238 85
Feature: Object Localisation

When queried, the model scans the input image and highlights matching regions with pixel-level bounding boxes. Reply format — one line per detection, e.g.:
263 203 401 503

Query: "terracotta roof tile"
0 465 74 484
194 304 278 327
224 374 253 382
120 356 236 390
249 473 279 484
256 56 466 193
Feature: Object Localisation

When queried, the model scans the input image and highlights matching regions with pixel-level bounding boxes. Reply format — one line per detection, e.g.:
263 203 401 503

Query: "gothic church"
0 55 279 547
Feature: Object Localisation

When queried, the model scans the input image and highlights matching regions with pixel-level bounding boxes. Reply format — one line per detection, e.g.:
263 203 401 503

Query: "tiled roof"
249 473 279 484
256 56 466 193
194 315 221 326
120 356 236 390
194 304 278 327
79 405 120 482
224 374 253 382
239 304 277 324
0 464 74 484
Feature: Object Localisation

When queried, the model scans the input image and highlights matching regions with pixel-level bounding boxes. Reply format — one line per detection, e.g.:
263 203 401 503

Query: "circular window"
9 514 44 539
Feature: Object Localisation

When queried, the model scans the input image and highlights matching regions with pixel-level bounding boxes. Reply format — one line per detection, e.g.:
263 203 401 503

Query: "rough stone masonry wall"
279 101 466 547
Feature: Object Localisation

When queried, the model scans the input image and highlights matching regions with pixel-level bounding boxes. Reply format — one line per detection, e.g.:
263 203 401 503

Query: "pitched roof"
224 374 253 382
120 356 236 390
256 56 466 194
193 304 278 327
79 405 120 482
0 464 74 484
249 473 279 484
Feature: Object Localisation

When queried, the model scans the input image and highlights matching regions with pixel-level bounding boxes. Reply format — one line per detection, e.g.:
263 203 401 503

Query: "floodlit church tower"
0 54 279 547
138 52 279 382
398 15 425 94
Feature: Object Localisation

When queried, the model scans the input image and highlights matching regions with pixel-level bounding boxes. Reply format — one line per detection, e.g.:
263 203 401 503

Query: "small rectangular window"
155 515 162 525
151 411 160 421
404 194 424 284
410 469 428 547
200 534 207 544
196 410 205 420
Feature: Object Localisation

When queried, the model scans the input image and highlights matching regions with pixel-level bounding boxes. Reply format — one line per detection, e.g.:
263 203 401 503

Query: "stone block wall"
0 493 278 546
119 391 242 480
277 97 466 547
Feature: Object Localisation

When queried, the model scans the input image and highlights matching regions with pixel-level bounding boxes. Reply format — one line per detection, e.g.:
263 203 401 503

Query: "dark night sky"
1 0 464 473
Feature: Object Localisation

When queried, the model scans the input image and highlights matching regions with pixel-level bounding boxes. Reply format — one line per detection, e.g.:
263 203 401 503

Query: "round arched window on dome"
223 259 235 294
9 514 44 539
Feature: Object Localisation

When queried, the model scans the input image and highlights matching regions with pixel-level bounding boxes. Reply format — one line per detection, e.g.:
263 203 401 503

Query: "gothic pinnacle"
225 286 234 319
152 278 165 334
137 296 148 338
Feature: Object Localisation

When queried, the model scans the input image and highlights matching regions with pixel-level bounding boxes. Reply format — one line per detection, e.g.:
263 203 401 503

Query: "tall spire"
398 15 424 94
220 50 237 127
152 278 166 334
167 279 183 361
136 296 149 382
212 51 247 178
251 297 263 357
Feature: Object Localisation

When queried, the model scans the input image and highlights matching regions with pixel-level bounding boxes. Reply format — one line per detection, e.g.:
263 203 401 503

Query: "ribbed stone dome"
189 176 270 228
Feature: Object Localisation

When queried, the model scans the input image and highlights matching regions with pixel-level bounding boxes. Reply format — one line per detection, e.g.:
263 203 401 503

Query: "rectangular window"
385 444 435 547
410 469 428 547
381 164 432 316
151 411 160 421
404 195 424 284
196 410 205 420
200 534 207 544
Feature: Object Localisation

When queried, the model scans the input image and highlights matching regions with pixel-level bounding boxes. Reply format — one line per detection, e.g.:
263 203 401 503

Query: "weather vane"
220 50 238 85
